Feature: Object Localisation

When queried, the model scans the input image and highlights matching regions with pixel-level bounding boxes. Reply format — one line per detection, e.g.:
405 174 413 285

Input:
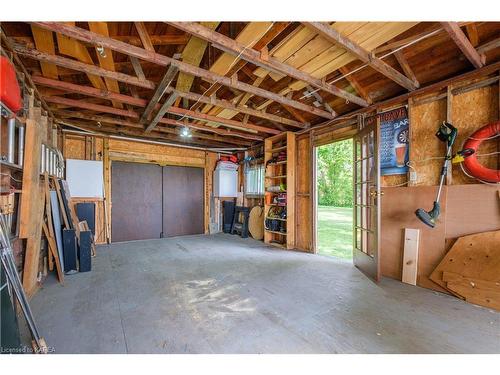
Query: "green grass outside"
317 206 353 259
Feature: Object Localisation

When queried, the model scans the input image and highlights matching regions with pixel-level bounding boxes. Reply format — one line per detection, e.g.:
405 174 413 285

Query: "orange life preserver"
462 120 500 183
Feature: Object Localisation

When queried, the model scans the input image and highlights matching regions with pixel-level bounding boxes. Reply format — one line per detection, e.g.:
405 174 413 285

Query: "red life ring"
462 120 500 183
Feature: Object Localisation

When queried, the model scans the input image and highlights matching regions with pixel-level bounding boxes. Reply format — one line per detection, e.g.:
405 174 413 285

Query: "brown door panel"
162 166 204 237
111 161 163 242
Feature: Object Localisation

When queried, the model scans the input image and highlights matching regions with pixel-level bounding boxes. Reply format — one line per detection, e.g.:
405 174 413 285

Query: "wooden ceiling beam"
54 109 253 146
45 96 139 118
190 22 290 111
140 65 179 123
145 92 179 133
31 75 302 129
31 22 334 120
176 22 220 95
168 106 280 134
465 23 479 47
167 22 367 108
393 50 419 88
338 66 372 105
129 56 146 80
14 44 156 89
441 22 485 69
13 34 191 48
44 94 264 141
55 22 108 91
60 119 243 148
160 117 263 141
134 22 155 52
314 60 500 131
477 37 500 55
304 22 420 91
88 22 123 109
31 75 146 106
30 25 59 79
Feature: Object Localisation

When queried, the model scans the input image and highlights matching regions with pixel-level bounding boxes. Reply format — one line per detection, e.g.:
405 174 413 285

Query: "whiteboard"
66 159 104 198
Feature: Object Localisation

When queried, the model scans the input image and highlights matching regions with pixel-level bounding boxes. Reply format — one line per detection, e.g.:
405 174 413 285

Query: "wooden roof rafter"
441 22 486 69
31 22 335 120
60 119 248 148
303 22 420 91
167 21 368 108
30 75 302 130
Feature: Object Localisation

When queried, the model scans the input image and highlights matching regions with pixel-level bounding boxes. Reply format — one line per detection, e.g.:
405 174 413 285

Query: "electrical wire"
300 28 442 100
176 23 275 123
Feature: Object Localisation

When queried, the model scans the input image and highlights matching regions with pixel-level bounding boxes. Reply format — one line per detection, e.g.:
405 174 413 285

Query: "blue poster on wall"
379 107 409 176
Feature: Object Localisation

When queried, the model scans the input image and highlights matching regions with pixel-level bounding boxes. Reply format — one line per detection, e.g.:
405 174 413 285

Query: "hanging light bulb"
180 126 192 138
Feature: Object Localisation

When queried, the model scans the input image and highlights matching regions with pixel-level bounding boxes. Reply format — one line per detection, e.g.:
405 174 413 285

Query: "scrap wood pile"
430 230 500 311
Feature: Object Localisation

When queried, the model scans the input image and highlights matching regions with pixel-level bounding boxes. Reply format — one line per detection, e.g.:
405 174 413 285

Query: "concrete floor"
25 234 499 354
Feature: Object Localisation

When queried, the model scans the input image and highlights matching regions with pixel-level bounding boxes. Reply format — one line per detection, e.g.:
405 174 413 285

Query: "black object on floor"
231 206 250 238
222 200 235 233
76 203 95 236
78 231 92 273
62 229 78 273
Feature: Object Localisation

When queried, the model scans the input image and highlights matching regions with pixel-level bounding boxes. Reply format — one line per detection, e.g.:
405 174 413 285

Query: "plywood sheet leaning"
430 230 500 311
450 84 499 185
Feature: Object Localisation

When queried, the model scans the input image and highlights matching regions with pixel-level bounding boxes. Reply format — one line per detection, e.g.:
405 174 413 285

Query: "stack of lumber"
430 230 500 311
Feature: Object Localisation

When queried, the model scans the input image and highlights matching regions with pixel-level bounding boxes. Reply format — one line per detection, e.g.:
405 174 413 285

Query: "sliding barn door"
111 162 163 242
353 117 381 282
162 166 204 237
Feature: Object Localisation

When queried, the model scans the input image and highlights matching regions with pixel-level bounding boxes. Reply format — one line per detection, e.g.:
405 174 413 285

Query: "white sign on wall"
66 159 104 198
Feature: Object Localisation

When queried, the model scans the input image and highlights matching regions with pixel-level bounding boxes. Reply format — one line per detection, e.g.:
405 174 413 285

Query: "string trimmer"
415 122 458 228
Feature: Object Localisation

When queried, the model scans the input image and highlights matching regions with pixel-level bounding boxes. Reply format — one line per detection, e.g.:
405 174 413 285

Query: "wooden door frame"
107 157 207 242
311 134 357 255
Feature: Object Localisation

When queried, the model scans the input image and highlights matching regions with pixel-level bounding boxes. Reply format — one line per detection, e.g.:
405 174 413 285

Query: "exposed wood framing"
145 92 179 133
55 22 107 90
465 23 479 47
167 106 281 134
393 50 419 87
338 66 372 104
30 25 58 79
441 22 485 69
304 22 420 91
31 74 303 129
140 65 179 123
45 95 265 141
312 61 500 132
168 22 368 107
32 22 335 119
60 119 251 148
176 22 219 94
129 56 146 80
477 37 500 55
191 22 288 112
13 44 156 89
88 22 123 109
134 22 155 52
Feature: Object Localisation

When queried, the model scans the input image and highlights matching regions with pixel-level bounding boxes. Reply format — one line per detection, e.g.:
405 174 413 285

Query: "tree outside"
316 140 354 259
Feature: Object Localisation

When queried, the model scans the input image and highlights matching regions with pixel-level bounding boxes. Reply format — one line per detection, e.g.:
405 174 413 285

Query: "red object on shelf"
0 56 22 113
220 155 238 163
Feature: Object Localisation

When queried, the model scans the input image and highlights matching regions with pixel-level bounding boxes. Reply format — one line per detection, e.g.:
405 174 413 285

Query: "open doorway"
315 139 354 260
